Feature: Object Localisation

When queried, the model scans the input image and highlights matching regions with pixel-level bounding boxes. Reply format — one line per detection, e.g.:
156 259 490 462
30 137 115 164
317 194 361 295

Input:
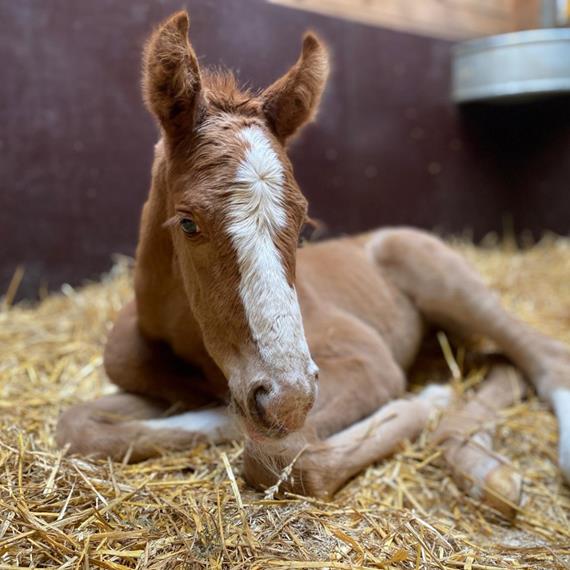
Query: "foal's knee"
369 227 443 260
370 228 459 277
369 227 485 308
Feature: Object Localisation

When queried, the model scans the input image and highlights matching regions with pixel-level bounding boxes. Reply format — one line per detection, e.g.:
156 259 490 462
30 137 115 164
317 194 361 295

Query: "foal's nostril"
245 378 316 436
254 386 269 416
247 382 272 426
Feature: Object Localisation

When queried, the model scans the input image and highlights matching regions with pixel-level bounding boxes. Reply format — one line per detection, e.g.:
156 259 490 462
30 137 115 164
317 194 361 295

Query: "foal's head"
143 11 329 439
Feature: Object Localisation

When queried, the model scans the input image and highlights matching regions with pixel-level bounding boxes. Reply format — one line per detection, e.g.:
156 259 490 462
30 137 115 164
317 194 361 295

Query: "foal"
57 11 570 515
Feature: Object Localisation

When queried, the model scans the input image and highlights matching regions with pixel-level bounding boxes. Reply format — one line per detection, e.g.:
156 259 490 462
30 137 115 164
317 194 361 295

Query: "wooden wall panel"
269 0 541 39
513 0 542 29
2 0 568 299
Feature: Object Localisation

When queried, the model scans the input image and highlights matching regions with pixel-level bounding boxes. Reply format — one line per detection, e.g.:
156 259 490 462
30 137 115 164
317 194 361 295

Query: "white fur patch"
143 407 238 443
552 388 570 483
418 384 453 409
226 126 313 376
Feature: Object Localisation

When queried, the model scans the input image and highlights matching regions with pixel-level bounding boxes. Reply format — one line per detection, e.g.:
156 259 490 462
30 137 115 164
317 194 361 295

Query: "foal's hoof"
482 463 523 519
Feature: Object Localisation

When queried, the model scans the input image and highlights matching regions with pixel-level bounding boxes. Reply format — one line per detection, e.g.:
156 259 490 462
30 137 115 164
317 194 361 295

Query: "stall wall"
271 0 542 39
1 0 569 299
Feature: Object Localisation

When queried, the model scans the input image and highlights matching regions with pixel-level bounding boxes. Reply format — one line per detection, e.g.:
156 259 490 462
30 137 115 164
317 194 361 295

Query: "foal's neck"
134 162 193 340
134 169 227 389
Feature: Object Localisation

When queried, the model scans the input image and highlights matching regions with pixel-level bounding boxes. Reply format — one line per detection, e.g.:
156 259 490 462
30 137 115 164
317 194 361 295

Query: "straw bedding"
1 237 569 569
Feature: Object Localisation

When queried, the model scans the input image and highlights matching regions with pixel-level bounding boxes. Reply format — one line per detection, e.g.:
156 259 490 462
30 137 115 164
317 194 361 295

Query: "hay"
1 237 569 569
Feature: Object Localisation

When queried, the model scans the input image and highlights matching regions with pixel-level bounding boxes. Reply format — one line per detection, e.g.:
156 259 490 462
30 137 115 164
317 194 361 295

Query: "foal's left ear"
262 33 329 142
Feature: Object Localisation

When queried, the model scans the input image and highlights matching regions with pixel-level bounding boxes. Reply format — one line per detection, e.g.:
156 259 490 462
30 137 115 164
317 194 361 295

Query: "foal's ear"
262 33 329 142
142 11 202 140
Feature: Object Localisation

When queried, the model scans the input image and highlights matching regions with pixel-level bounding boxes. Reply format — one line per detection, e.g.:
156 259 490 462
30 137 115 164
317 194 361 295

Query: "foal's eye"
180 218 199 235
298 221 315 248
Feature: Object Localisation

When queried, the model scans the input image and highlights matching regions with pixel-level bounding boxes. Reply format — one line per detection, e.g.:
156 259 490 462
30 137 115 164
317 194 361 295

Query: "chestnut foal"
57 11 570 514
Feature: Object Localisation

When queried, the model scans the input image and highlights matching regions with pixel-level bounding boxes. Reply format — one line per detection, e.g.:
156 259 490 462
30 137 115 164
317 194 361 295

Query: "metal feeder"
452 27 570 104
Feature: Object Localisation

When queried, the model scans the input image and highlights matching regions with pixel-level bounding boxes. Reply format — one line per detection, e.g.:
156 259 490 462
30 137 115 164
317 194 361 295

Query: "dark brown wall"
1 0 569 299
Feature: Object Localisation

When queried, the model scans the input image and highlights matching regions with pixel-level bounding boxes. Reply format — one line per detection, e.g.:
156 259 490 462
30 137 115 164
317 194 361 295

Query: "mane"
202 69 261 116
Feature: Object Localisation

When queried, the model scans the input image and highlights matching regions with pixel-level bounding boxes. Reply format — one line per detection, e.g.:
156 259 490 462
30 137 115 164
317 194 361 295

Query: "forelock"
202 69 261 116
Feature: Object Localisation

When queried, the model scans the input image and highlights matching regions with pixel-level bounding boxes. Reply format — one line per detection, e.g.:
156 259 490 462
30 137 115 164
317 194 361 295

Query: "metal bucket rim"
453 28 570 56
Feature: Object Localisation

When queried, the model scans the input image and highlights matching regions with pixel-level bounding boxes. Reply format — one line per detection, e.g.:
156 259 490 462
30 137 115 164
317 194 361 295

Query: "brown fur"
57 11 570 507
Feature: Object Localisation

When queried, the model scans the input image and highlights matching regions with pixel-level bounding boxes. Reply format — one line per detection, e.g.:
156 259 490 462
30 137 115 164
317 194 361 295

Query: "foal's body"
60 222 570 500
57 11 570 512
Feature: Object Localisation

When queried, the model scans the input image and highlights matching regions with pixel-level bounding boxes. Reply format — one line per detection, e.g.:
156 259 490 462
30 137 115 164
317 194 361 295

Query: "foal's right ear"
142 11 202 141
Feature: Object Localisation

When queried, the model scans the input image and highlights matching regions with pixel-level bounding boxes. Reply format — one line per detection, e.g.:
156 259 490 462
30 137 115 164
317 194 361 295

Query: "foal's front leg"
57 301 234 461
243 311 427 496
104 300 226 407
243 383 451 498
244 365 526 515
57 394 238 462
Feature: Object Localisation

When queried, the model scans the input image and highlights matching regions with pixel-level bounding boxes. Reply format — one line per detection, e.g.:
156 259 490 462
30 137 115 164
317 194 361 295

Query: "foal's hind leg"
368 228 570 481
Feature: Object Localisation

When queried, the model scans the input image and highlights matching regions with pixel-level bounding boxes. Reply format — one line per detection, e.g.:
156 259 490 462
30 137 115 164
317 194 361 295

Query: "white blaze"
226 126 311 373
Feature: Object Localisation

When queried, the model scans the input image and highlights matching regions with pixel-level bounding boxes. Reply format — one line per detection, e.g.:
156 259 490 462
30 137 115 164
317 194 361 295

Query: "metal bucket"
452 28 570 104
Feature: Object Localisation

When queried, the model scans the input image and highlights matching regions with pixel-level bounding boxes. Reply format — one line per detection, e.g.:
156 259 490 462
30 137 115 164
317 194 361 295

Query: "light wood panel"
269 0 542 40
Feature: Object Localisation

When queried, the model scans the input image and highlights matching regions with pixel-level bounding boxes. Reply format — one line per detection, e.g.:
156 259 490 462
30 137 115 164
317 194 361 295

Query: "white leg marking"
143 407 239 444
226 126 314 376
418 384 453 409
552 388 570 482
